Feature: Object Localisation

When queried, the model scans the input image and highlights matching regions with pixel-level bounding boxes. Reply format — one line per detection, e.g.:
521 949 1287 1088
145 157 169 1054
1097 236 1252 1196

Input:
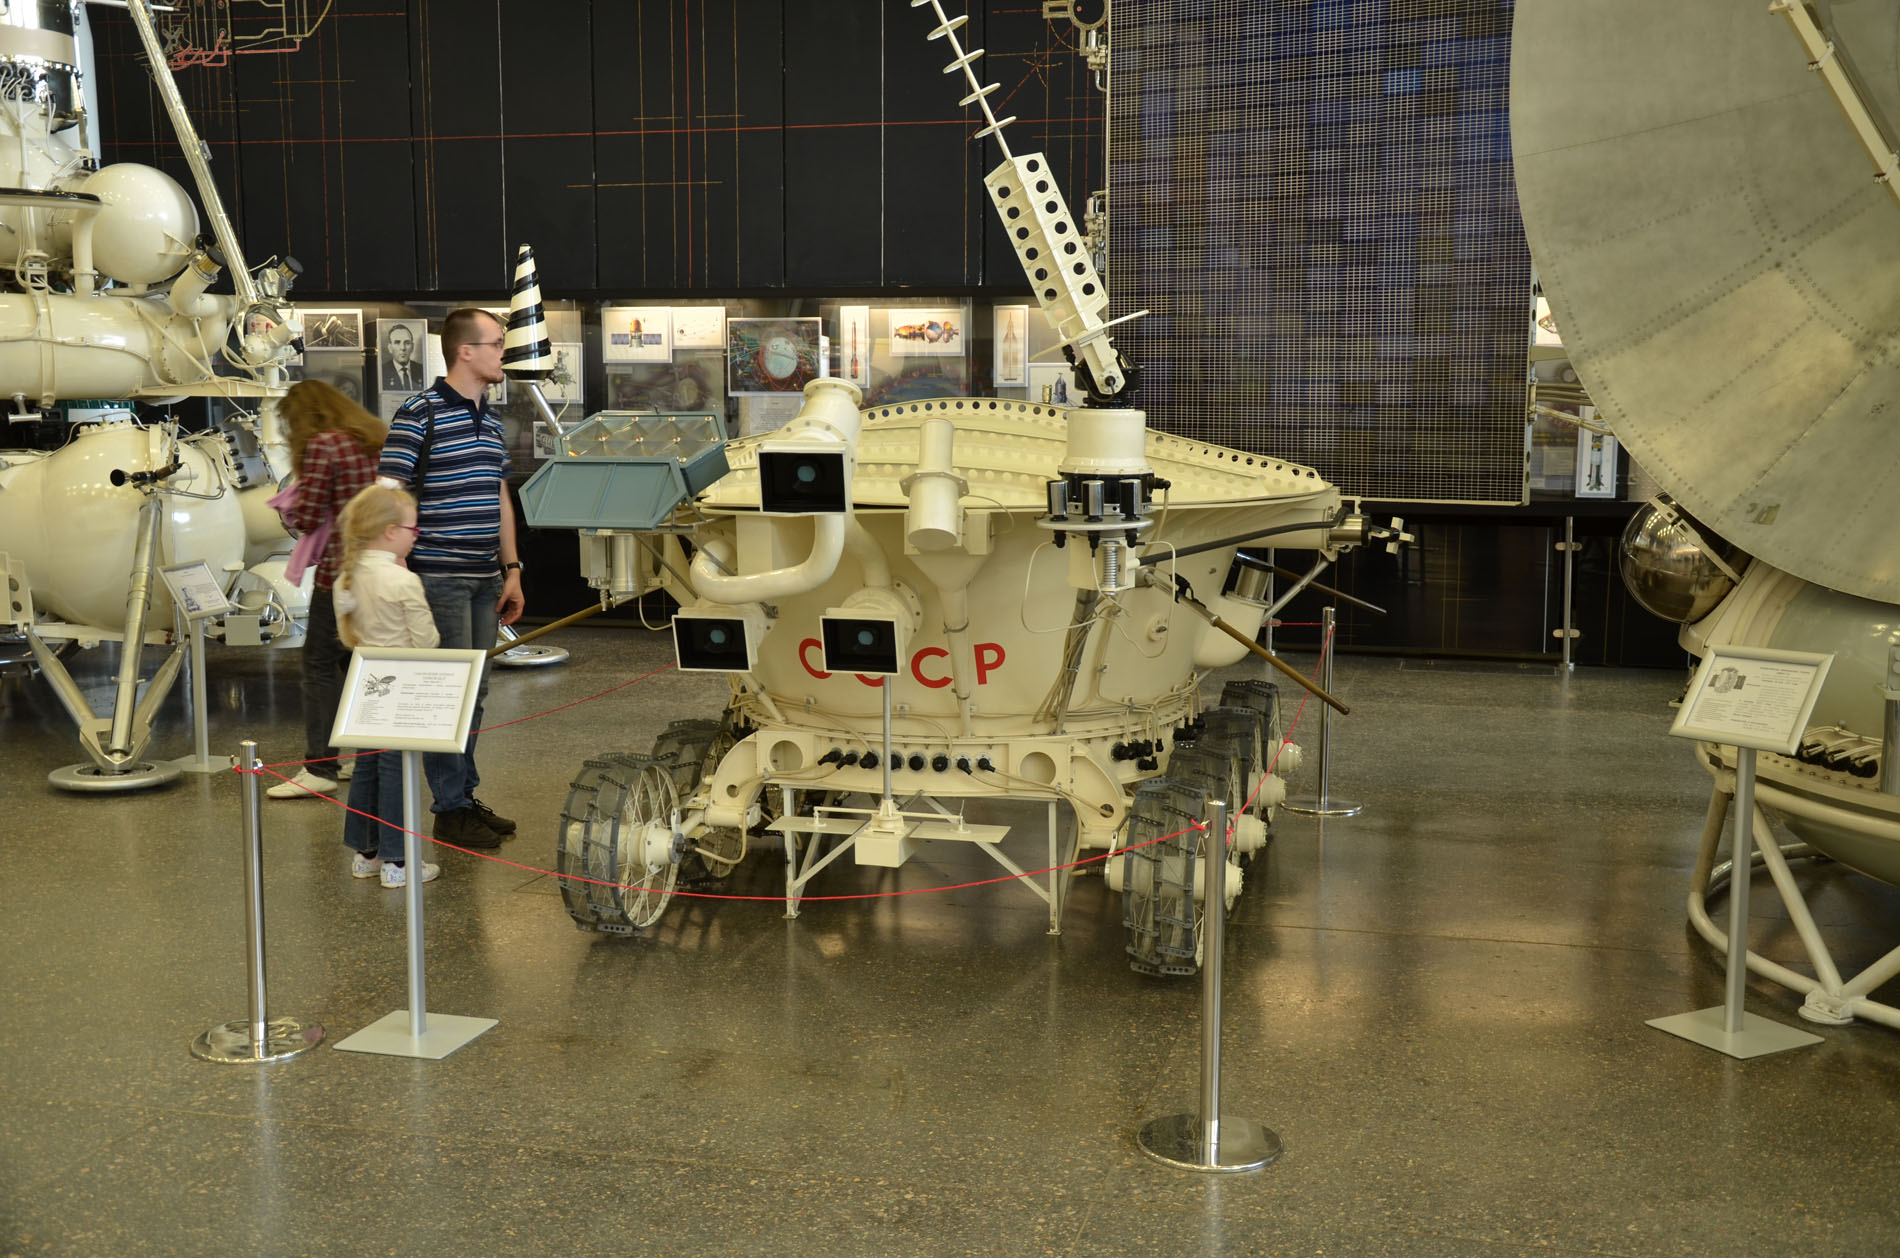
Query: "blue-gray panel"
1108 0 1529 503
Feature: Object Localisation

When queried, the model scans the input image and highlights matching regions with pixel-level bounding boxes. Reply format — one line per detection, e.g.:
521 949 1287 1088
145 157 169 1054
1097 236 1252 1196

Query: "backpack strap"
408 394 437 492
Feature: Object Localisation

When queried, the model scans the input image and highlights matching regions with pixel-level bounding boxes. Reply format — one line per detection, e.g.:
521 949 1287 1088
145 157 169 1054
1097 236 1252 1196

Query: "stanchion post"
1137 800 1283 1172
189 741 324 1063
1284 606 1362 817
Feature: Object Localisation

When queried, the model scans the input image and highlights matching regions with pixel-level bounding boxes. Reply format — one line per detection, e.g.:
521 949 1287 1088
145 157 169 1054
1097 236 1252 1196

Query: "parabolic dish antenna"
1512 1 1900 604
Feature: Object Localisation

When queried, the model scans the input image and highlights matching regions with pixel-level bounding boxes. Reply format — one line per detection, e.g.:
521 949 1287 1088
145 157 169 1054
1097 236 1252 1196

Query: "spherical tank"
1619 499 1742 624
0 422 246 628
79 163 198 286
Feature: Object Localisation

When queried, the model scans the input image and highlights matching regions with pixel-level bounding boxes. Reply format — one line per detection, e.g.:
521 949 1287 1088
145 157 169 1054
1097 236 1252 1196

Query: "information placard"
330 648 487 753
158 561 232 620
1668 645 1833 755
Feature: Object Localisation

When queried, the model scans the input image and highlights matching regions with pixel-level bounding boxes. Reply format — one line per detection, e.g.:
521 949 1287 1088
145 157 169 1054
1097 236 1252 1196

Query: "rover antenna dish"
1512 2 1900 603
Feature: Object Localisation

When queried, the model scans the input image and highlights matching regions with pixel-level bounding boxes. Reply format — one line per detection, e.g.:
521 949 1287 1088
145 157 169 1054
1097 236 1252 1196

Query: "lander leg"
31 493 184 791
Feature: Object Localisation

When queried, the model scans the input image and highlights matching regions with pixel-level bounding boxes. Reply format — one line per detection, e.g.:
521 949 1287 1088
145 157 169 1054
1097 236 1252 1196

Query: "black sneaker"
469 797 517 836
435 805 503 850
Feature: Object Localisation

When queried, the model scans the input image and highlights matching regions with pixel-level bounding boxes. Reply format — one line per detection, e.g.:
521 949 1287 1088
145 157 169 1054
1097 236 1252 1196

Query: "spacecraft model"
1 0 307 790
1515 1 1900 1027
520 0 1398 972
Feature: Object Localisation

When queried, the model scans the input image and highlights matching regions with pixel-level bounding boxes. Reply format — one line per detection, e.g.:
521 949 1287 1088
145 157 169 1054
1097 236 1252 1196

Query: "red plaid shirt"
278 431 379 590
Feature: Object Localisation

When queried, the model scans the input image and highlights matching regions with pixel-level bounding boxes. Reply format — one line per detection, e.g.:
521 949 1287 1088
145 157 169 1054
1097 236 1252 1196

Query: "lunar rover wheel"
1121 777 1212 977
650 717 744 879
555 753 683 933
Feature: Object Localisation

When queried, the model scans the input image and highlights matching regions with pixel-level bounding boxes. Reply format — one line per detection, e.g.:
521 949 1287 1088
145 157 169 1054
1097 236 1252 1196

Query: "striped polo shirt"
376 379 513 578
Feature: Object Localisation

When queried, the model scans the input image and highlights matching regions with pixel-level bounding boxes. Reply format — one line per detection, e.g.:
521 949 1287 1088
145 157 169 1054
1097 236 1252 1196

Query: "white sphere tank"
0 421 246 628
79 164 199 286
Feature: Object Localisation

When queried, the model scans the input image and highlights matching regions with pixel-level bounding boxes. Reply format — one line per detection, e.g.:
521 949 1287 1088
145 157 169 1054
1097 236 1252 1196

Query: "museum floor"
3 627 1898 1257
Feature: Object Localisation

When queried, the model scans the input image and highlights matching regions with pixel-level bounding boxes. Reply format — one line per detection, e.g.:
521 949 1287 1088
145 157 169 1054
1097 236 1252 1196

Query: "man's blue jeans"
419 573 499 814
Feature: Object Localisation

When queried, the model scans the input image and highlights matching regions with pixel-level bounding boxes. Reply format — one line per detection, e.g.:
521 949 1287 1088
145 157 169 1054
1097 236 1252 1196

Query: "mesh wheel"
1120 777 1209 977
554 753 682 933
652 716 744 876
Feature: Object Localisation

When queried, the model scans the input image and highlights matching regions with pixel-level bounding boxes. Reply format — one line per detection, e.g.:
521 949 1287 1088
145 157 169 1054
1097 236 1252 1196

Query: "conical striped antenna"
502 244 554 380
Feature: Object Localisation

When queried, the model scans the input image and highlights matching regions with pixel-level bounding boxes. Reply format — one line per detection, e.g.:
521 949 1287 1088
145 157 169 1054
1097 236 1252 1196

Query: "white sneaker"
267 768 338 799
350 852 382 879
380 861 440 889
334 758 354 781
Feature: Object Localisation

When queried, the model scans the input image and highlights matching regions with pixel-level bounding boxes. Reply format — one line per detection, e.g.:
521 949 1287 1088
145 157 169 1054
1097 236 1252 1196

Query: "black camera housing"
673 612 758 672
758 446 848 514
821 614 901 676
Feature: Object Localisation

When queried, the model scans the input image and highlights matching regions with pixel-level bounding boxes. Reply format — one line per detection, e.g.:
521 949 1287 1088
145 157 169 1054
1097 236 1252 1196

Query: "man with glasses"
375 308 525 851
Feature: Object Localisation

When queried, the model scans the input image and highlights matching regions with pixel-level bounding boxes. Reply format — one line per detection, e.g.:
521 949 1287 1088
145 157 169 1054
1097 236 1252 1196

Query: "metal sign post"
159 561 229 774
330 648 497 1060
1649 646 1832 1058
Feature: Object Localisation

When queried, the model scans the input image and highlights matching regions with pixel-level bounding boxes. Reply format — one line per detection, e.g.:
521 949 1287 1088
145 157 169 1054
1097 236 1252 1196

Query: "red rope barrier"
241 626 1335 903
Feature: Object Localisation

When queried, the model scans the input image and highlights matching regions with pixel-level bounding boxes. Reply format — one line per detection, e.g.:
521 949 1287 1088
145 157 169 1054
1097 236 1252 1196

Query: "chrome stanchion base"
190 1016 325 1064
48 760 181 792
1282 795 1362 817
1138 1113 1283 1173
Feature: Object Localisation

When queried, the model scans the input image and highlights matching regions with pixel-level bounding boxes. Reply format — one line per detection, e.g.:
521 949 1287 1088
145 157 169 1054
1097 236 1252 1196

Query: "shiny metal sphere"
1619 499 1745 624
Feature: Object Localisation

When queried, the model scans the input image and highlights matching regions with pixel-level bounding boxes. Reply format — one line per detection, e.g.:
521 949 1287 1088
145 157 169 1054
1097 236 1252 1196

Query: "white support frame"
1689 744 1900 1031
772 788 1073 934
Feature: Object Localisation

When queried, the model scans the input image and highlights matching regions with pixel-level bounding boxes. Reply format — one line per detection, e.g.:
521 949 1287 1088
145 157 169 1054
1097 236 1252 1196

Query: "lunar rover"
521 1 1396 972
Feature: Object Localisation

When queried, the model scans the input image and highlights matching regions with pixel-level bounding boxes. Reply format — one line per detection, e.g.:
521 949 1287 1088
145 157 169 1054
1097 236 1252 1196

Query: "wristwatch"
502 561 524 573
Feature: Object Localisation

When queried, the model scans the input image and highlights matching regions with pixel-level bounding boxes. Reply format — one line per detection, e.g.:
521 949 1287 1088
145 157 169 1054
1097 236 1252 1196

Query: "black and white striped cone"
502 244 554 381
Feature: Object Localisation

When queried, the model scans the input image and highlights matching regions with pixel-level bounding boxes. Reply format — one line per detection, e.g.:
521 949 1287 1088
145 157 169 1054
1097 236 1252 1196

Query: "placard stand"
1648 646 1831 1059
158 561 229 774
328 647 497 1060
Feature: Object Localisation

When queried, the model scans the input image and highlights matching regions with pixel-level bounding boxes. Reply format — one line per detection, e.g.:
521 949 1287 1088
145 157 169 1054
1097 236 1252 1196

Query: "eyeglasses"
472 339 506 350
394 524 422 534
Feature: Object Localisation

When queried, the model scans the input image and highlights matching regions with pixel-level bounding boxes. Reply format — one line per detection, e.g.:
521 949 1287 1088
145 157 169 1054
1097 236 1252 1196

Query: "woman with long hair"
269 379 387 798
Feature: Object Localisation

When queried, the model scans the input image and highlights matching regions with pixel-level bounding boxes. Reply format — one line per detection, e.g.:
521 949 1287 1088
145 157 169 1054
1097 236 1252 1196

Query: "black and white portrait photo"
378 318 427 394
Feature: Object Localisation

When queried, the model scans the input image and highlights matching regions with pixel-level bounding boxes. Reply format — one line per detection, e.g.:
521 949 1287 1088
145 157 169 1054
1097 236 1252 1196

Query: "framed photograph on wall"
605 354 722 415
839 305 871 388
1028 361 1080 408
886 307 964 356
1575 411 1617 498
671 305 726 349
543 342 584 406
376 318 428 395
301 308 363 351
993 304 1028 386
601 306 671 362
728 317 821 394
302 350 366 406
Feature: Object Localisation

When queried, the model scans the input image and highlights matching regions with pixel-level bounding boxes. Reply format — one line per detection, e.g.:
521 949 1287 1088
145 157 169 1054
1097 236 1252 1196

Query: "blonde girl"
334 485 443 888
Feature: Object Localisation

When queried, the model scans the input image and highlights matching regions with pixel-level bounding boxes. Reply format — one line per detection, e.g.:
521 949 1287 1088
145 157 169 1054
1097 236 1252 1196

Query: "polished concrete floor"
3 629 1899 1256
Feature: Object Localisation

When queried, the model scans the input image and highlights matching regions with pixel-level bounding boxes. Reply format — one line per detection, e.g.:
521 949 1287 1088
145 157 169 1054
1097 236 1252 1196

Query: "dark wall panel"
500 2 594 291
881 4 984 288
90 3 1099 297
785 3 881 286
412 0 505 292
